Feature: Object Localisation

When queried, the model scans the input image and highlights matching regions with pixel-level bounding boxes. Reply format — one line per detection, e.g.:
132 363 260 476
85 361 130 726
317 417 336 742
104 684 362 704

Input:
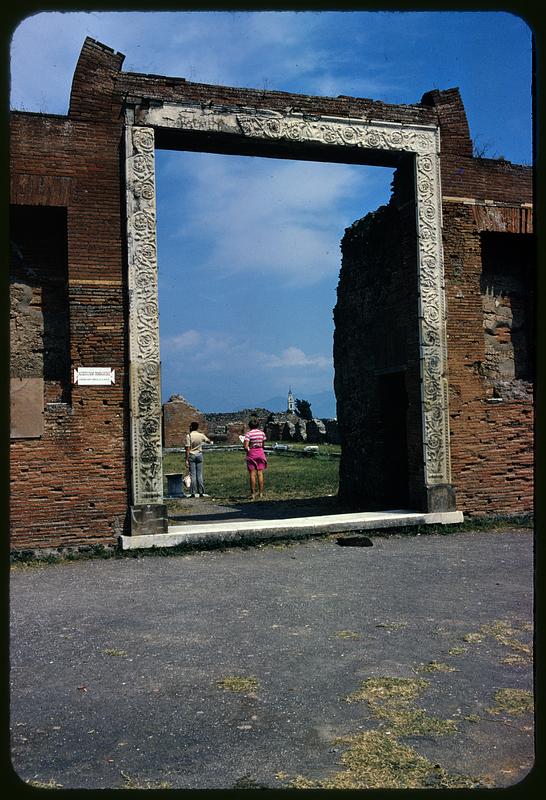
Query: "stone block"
10 378 44 438
130 504 169 536
165 473 185 498
426 484 457 513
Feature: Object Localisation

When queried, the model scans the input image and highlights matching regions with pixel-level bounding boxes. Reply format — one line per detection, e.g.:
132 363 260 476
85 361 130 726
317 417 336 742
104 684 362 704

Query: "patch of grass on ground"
215 676 259 693
415 661 457 673
346 675 458 737
163 449 339 500
28 779 63 788
500 653 528 666
232 774 270 789
448 646 468 656
282 670 493 789
487 689 533 717
461 619 532 664
288 730 488 789
480 620 532 654
103 648 127 657
346 677 430 704
462 632 484 643
372 705 458 737
120 771 171 789
334 630 360 639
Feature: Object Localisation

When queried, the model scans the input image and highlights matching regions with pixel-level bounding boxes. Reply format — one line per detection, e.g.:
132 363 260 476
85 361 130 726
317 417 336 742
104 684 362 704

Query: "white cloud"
263 346 331 369
162 328 331 374
9 10 408 115
162 329 201 351
157 152 390 288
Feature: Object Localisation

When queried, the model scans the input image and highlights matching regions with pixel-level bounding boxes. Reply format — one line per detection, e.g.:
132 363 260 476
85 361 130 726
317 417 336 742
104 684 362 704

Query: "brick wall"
10 106 129 551
443 202 534 515
162 395 208 448
334 183 423 510
10 37 533 551
334 177 534 515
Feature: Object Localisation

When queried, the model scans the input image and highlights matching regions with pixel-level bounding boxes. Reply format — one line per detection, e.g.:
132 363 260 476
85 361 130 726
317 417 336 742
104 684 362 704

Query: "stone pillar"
125 123 166 532
414 146 455 510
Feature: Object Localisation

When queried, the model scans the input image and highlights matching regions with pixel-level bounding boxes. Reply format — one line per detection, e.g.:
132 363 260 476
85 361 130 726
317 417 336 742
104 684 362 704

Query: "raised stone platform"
119 509 464 550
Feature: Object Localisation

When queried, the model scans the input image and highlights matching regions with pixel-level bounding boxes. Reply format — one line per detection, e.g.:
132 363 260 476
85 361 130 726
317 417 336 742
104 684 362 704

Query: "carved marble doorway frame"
124 103 451 520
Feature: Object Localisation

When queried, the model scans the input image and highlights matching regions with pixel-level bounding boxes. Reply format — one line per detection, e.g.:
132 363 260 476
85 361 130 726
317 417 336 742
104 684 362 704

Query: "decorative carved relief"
125 125 163 504
130 103 451 491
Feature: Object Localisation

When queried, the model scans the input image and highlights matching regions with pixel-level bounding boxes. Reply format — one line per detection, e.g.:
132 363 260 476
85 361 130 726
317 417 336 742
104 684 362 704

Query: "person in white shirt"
185 421 213 497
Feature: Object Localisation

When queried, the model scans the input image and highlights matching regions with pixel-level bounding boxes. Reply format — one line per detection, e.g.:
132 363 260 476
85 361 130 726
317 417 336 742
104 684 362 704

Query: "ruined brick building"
335 137 534 513
162 395 208 449
9 38 534 551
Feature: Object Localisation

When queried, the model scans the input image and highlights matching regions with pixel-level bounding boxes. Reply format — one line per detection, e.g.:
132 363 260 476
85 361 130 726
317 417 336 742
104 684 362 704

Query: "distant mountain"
257 395 288 413
258 390 337 420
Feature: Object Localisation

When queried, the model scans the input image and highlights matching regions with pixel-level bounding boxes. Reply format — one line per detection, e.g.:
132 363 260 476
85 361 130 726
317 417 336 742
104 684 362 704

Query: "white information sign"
73 367 116 386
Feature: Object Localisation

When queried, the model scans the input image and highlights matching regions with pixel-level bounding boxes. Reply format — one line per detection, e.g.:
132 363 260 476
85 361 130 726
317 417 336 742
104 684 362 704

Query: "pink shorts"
247 449 267 472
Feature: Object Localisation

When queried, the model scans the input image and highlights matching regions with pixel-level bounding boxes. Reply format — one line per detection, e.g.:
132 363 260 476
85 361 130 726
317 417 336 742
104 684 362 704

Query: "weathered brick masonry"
336 90 533 515
162 395 208 449
10 106 129 549
10 38 533 550
442 201 533 516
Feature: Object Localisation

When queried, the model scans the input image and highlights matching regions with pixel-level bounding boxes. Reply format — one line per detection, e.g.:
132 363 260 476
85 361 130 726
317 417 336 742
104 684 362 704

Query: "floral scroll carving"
129 103 452 495
126 126 163 504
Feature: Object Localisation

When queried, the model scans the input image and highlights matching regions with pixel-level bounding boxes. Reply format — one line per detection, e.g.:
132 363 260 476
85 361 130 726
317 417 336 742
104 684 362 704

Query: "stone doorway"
124 102 453 528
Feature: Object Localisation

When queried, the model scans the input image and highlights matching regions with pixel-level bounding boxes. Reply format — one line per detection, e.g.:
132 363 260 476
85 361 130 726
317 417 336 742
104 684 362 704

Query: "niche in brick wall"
10 205 71 437
479 231 535 385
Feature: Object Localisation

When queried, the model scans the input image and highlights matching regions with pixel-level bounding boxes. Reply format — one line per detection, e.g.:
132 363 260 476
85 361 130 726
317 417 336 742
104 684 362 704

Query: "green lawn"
163 446 340 500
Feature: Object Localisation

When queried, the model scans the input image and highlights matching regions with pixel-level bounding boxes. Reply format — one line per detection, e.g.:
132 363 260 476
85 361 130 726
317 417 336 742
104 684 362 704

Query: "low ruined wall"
162 395 208 448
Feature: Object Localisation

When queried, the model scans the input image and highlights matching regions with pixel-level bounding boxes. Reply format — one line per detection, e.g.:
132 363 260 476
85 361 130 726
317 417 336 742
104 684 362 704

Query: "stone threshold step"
120 510 464 550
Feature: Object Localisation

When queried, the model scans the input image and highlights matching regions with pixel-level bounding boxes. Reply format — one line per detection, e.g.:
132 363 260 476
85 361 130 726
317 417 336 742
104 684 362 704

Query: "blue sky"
10 10 533 416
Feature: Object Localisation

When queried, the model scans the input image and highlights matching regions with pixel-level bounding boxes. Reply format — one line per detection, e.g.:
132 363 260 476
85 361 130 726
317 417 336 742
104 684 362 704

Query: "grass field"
163 445 340 500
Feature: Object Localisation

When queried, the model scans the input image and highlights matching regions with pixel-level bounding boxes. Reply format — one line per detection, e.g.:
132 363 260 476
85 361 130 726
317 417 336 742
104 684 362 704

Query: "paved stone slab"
121 510 464 550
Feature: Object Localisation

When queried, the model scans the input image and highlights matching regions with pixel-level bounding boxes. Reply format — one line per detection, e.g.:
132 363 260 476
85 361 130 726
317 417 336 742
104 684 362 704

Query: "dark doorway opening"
377 371 409 508
10 205 71 404
480 231 535 382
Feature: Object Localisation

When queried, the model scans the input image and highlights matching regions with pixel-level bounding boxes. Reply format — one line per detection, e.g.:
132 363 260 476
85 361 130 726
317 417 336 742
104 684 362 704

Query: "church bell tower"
287 387 295 414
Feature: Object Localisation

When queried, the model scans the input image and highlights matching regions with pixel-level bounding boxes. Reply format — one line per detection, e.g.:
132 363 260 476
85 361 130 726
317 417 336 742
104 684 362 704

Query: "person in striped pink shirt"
243 416 267 499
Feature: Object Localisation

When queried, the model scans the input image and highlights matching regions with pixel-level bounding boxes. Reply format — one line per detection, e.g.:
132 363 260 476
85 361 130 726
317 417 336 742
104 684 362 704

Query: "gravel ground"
9 528 534 791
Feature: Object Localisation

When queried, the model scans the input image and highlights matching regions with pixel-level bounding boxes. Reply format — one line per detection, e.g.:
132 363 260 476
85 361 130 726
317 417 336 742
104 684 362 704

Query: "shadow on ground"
167 495 351 524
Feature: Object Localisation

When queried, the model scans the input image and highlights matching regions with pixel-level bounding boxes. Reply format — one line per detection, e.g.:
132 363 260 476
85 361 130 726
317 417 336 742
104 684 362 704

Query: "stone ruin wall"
442 201 534 516
10 105 129 552
335 161 423 510
162 395 208 448
163 403 340 446
334 115 534 514
204 409 270 443
9 37 534 551
265 415 335 445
